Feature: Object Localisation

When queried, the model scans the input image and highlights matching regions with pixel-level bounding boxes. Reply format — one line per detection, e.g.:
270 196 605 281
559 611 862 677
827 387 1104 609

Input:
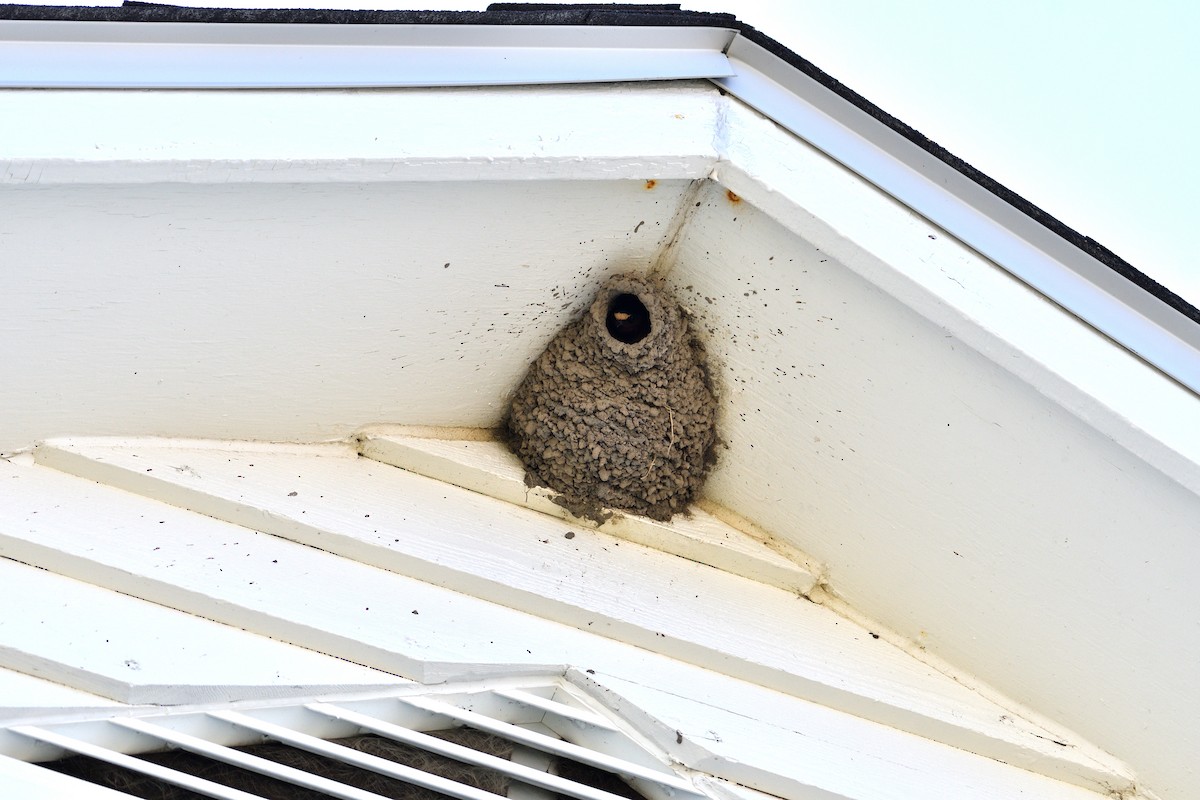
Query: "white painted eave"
6 16 1191 396
0 20 736 87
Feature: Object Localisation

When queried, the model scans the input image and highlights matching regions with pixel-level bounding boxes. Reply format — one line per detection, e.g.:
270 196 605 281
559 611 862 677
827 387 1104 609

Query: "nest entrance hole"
606 293 651 344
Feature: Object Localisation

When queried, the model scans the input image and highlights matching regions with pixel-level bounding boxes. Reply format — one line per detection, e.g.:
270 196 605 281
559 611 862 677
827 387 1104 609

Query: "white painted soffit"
0 20 736 87
0 16 1196 395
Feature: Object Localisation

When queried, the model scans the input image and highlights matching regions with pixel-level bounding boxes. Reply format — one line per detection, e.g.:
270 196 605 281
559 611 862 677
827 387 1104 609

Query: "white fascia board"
0 21 735 88
716 34 1200 398
0 83 723 185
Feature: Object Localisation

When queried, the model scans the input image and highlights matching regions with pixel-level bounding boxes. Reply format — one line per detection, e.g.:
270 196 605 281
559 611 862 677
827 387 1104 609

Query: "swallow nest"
506 273 717 522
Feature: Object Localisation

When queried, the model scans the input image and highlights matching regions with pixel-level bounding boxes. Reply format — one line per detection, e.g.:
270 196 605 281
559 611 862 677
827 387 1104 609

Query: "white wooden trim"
709 99 1200 494
0 668 122 723
718 34 1200 398
0 21 736 89
354 428 820 593
1 455 572 684
694 100 1199 799
492 688 620 732
0 436 1132 794
0 83 721 185
691 778 804 800
572 669 1119 800
0 557 401 705
25 437 982 733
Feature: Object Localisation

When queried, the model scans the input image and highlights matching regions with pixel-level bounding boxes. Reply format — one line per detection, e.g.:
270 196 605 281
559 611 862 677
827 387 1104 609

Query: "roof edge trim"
717 32 1200 396
0 19 736 87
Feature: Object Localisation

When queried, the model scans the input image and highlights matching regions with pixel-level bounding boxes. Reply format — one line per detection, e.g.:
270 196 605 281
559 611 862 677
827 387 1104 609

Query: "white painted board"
0 557 403 705
355 429 820 593
0 84 721 185
0 176 691 453
10 437 1129 792
579 669 1118 800
671 154 1200 798
0 667 122 722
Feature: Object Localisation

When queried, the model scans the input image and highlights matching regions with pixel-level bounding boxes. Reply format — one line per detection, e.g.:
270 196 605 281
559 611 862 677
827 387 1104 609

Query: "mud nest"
506 273 717 521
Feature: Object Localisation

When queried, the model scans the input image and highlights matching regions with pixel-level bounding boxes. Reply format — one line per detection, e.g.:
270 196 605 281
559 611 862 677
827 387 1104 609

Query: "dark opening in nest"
506 273 717 521
605 293 651 344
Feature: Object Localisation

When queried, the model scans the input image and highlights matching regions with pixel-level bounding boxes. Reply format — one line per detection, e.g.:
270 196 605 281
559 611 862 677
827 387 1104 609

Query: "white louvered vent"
1 677 706 800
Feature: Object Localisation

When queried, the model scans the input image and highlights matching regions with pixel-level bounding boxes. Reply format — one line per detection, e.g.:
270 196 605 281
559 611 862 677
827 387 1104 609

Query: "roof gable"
0 8 1197 798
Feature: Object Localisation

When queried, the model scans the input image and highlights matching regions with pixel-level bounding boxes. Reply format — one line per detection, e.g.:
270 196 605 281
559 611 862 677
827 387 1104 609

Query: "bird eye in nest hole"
606 293 652 344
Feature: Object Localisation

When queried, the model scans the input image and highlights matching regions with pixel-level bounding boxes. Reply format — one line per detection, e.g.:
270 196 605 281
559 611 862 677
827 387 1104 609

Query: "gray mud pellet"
506 273 717 521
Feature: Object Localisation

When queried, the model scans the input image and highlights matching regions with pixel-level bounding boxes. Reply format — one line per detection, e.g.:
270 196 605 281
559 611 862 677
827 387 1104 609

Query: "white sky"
30 0 1200 306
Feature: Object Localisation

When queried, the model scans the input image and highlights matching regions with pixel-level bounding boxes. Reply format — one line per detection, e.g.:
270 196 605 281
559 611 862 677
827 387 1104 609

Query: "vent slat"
396 698 702 796
5 679 698 800
210 709 520 800
301 704 629 800
10 725 264 800
111 717 393 800
493 688 620 732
